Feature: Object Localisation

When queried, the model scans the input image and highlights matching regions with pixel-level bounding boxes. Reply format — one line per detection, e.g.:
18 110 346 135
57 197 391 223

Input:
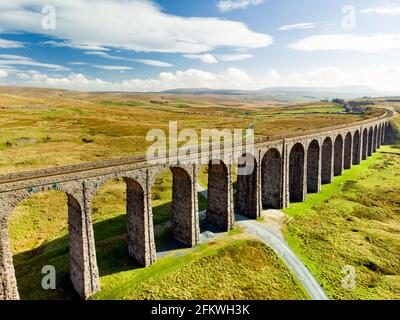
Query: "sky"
1 0 400 92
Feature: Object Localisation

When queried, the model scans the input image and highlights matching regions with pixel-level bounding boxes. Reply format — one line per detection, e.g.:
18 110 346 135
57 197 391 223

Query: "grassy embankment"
92 240 308 300
284 113 400 300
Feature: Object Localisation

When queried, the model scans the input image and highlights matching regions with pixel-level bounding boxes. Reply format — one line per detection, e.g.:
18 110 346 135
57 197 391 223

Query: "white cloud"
279 23 318 31
184 53 252 63
360 4 400 15
184 54 218 64
14 65 400 92
217 0 264 12
133 59 173 67
0 54 69 71
0 38 23 48
0 0 272 54
0 69 8 78
289 34 400 53
83 51 173 67
84 51 122 59
93 65 133 71
42 40 109 51
69 62 88 65
15 68 262 91
217 53 253 61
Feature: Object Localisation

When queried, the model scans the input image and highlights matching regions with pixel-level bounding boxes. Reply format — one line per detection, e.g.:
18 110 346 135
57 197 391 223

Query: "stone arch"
307 140 320 194
235 153 259 218
148 165 199 247
2 188 99 300
289 143 305 203
124 177 155 267
381 123 385 145
368 127 373 156
90 175 154 268
373 125 378 152
377 124 382 149
261 148 283 209
353 130 361 165
344 132 352 170
321 137 333 184
206 160 234 230
334 134 344 176
362 128 368 160
169 166 198 247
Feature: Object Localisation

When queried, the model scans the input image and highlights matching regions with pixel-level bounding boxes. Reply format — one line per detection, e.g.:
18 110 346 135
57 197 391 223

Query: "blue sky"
1 0 400 92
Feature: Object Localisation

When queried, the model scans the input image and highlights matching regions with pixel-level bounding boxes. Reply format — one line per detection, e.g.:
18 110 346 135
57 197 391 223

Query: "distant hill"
162 86 398 103
1 84 398 103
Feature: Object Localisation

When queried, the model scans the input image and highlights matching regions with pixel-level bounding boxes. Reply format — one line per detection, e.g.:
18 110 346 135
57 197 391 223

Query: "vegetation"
0 87 365 174
93 240 308 300
2 87 398 300
284 113 400 300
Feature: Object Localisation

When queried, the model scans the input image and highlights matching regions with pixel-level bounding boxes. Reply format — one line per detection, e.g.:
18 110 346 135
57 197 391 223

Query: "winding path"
196 183 329 300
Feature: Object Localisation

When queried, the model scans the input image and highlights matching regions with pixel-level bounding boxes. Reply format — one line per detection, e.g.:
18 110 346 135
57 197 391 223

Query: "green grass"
92 240 308 300
284 144 400 299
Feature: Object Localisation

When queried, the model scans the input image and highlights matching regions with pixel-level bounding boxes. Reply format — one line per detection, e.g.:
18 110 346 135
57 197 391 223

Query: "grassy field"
283 114 400 299
92 240 308 300
0 87 367 174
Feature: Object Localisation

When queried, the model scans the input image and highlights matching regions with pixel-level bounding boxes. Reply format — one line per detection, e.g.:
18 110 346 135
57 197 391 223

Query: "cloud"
42 40 109 51
360 4 400 15
93 65 133 71
184 54 218 64
279 23 318 31
83 51 172 67
69 62 88 65
133 59 173 67
13 65 400 92
0 38 24 48
217 53 253 61
288 34 400 53
0 54 69 71
15 68 262 91
0 69 8 78
217 0 264 12
0 0 272 54
184 53 252 63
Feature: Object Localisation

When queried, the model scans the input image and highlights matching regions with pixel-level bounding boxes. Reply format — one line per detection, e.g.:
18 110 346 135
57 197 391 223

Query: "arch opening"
261 148 283 209
368 127 373 156
289 143 305 203
334 134 344 176
377 125 382 149
353 130 361 165
321 137 333 184
373 125 378 152
362 128 368 160
6 190 91 300
344 132 352 170
205 160 234 231
235 153 258 218
307 140 320 194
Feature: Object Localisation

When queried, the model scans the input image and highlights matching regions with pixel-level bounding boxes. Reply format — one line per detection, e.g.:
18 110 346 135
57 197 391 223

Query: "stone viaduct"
0 109 394 300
